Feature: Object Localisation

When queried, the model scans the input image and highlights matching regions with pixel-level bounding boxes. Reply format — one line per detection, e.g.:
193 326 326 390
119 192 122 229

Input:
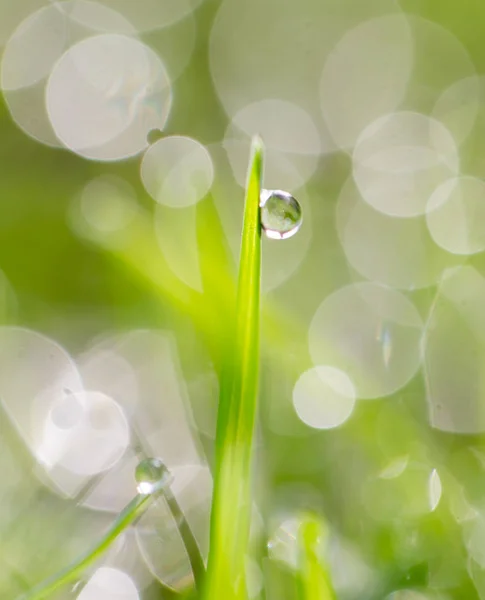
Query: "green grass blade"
163 486 206 592
203 136 264 600
298 516 336 600
16 493 154 600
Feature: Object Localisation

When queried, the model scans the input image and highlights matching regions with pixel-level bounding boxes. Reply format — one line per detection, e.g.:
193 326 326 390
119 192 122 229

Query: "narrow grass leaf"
203 137 264 600
298 516 336 600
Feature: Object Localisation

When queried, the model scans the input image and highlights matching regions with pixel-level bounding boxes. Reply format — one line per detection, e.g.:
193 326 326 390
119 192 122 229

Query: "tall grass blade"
203 136 264 600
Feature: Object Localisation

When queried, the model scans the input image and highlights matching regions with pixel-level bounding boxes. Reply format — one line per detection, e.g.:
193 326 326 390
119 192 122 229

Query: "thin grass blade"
203 136 264 600
298 516 336 600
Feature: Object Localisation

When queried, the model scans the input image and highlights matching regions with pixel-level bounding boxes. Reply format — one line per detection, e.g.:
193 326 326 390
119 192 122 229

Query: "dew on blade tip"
260 189 302 240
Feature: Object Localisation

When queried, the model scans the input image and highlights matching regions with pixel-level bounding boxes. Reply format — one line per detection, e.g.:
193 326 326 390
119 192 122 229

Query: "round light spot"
75 347 140 432
50 391 85 429
0 326 83 450
75 329 207 511
38 390 130 476
46 34 172 160
309 283 423 399
293 366 356 429
224 99 320 191
69 176 140 252
352 112 459 218
320 14 413 149
79 175 139 233
231 99 320 155
77 567 139 600
141 136 214 207
1 2 136 148
336 178 463 290
209 0 397 151
426 177 485 255
1 1 135 92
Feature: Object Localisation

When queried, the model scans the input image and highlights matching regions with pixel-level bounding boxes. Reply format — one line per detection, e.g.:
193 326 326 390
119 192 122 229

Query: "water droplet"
260 189 302 240
135 457 172 495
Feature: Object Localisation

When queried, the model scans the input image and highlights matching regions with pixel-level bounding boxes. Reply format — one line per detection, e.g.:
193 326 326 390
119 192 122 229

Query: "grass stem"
203 136 264 600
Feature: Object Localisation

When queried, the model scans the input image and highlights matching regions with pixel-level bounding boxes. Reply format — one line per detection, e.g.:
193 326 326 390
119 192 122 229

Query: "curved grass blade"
163 483 206 592
298 516 336 600
203 136 264 600
16 493 154 600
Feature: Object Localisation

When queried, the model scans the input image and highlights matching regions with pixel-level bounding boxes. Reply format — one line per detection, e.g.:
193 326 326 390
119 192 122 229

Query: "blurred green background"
2 0 485 598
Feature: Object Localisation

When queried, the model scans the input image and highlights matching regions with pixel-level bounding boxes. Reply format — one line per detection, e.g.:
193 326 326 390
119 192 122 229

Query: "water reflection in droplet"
135 457 172 495
260 189 302 240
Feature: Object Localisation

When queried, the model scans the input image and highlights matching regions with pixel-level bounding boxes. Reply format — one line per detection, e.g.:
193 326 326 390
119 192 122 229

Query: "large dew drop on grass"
260 189 302 240
135 457 172 495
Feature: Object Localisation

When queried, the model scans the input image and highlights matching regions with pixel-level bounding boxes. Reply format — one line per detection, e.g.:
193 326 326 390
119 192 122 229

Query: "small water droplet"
135 457 172 495
260 189 302 240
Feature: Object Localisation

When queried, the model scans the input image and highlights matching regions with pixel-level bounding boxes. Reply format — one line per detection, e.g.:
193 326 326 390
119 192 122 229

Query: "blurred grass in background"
2 0 485 598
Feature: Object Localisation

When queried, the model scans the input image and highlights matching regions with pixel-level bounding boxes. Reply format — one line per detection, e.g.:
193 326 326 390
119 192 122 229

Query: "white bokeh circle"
293 366 356 429
37 389 130 476
46 33 172 160
320 14 413 150
1 1 135 92
309 283 423 399
352 112 459 218
141 136 214 207
79 175 139 233
209 0 401 152
336 178 463 290
1 1 137 148
224 99 321 192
